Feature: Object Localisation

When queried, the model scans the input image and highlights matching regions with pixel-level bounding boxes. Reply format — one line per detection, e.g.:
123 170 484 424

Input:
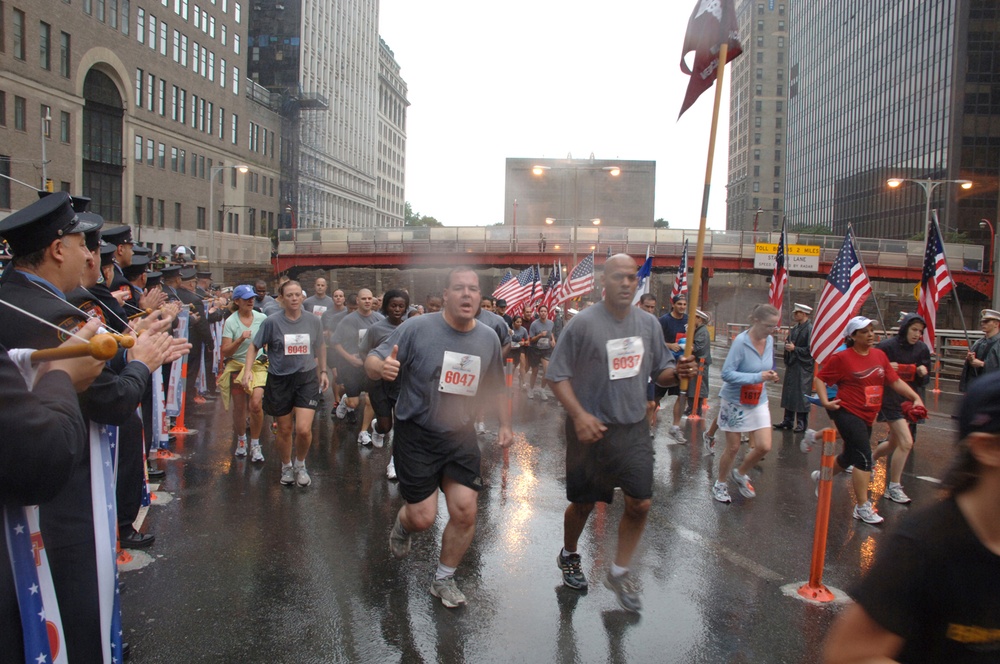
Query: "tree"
654 218 670 229
404 201 444 227
789 223 831 235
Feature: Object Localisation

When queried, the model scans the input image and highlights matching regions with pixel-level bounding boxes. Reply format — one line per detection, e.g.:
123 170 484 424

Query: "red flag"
679 0 743 118
810 228 872 365
916 214 954 350
768 219 788 319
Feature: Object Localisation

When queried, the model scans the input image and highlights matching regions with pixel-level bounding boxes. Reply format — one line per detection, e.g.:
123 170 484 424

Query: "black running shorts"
831 408 874 472
392 419 482 504
565 417 654 504
262 370 320 417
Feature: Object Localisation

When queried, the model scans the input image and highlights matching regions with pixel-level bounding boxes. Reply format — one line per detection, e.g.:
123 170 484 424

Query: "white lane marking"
915 475 942 484
673 524 784 583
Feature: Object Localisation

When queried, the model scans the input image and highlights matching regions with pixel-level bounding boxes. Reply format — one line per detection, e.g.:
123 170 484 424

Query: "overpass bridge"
274 226 993 298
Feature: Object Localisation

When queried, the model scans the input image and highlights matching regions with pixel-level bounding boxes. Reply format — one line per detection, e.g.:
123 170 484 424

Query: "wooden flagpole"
681 41 729 390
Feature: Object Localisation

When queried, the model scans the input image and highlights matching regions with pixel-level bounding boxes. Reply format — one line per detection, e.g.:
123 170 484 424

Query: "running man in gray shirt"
547 254 695 613
331 288 383 426
366 267 512 609
302 277 335 318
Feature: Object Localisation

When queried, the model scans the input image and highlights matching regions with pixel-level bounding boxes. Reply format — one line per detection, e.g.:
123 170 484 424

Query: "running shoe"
335 399 348 419
603 571 641 613
527 389 534 400
853 501 884 525
430 574 467 608
885 483 911 504
730 468 756 498
669 425 687 444
280 466 295 486
250 445 264 463
844 465 853 475
702 432 715 456
389 516 411 558
371 419 385 448
295 467 311 487
476 421 487 435
358 430 372 446
556 552 588 590
386 458 397 480
811 470 821 497
539 389 549 402
800 429 816 453
712 481 732 503
235 440 248 457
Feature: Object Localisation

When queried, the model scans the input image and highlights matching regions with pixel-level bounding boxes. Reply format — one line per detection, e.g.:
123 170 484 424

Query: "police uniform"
177 267 209 400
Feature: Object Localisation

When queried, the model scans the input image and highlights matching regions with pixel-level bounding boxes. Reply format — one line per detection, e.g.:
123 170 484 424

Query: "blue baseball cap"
233 284 255 301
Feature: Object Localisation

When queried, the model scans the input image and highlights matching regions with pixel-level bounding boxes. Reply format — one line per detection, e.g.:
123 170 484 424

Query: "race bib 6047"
439 350 482 396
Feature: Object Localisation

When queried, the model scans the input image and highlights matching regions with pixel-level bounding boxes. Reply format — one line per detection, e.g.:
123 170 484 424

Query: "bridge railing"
276 227 984 271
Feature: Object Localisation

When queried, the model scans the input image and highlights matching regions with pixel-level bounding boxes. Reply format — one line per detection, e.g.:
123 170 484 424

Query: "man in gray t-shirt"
366 267 512 609
331 288 384 424
303 277 335 318
547 254 693 614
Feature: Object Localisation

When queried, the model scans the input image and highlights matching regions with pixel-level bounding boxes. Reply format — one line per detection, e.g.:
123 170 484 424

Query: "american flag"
671 240 689 301
810 227 872 365
768 220 788 318
492 270 514 299
498 265 540 315
493 266 535 302
542 261 562 310
554 253 595 305
916 213 954 350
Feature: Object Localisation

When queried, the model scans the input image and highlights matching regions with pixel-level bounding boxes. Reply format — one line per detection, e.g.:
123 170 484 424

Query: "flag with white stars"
810 227 873 365
916 214 954 350
4 504 68 663
91 424 124 663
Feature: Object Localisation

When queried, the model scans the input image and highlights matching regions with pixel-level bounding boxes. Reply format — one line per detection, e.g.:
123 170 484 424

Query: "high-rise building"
786 1 999 241
725 0 790 232
376 38 407 228
0 0 281 267
249 0 402 230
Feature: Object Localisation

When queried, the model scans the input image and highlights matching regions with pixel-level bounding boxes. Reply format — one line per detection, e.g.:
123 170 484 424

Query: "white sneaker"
370 419 385 448
335 399 348 419
669 425 687 444
712 481 732 503
295 466 311 487
235 440 248 457
800 429 816 453
476 421 487 435
853 501 884 524
386 458 396 480
280 465 295 486
358 430 372 446
811 470 821 497
702 432 715 456
527 388 535 400
250 445 264 463
539 389 549 402
845 465 854 474
730 468 756 498
885 483 911 504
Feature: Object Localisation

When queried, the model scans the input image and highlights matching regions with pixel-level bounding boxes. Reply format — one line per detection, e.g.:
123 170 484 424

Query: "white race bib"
285 333 311 356
312 305 328 317
438 350 482 396
358 328 368 345
606 336 644 380
537 335 551 349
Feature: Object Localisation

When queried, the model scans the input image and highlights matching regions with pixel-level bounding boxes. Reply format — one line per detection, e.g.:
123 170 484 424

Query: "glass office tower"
786 1 999 241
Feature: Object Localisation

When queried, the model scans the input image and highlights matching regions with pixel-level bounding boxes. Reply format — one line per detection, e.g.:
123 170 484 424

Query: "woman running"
527 304 556 401
510 315 529 390
243 280 328 487
712 304 781 503
360 288 409 479
814 316 925 524
219 284 268 462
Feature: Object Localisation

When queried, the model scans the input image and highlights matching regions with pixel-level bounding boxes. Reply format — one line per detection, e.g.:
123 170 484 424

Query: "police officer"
775 303 814 432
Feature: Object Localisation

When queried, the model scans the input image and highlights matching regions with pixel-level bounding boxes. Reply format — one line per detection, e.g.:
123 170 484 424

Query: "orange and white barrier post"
932 358 941 394
798 427 837 602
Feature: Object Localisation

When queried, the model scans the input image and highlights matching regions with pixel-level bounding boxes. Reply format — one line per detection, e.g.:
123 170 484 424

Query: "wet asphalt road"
122 348 966 663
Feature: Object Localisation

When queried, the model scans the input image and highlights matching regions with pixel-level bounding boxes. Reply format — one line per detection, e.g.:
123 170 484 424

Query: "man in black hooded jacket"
873 312 932 505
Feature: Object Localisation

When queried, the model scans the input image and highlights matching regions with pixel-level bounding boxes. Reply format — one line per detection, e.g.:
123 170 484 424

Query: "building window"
157 199 164 228
159 20 167 55
755 84 762 96
179 148 185 174
137 8 145 43
135 68 143 107
208 51 214 81
754 133 761 145
777 51 785 64
180 34 188 66
777 68 784 81
109 0 118 28
753 165 760 177
234 2 240 23
757 20 763 31
146 138 154 165
773 182 780 193
59 31 70 77
776 84 783 96
233 33 239 55
121 0 130 35
171 85 178 120
755 100 762 112
779 4 785 15
772 198 779 210
219 58 225 88
232 66 238 94
39 21 51 70
756 67 762 80
60 110 70 142
96 0 104 22
196 206 206 230
756 52 763 64
775 117 783 128
753 149 761 161
157 142 165 167
172 29 179 61
174 202 181 230
778 36 784 48
776 100 783 112
148 14 156 50
13 9 25 60
231 113 237 144
753 182 760 192
778 20 785 31
158 79 166 115
135 135 143 161
179 88 186 123
220 24 226 45
146 73 154 111
170 146 177 170
217 106 224 138
14 95 26 130
774 149 781 160
757 3 763 14
146 197 153 228
0 93 6 127
774 166 781 177
756 36 763 48
775 132 781 144
134 195 143 226
754 116 762 128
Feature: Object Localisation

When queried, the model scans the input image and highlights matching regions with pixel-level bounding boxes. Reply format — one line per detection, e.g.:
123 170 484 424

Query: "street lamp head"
959 180 973 189
532 165 550 176
591 218 601 226
545 217 555 225
980 219 991 230
887 178 903 188
236 165 249 174
603 166 621 176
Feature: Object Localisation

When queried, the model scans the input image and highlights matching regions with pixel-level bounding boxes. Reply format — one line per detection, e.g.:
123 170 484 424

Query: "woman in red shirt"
815 316 924 524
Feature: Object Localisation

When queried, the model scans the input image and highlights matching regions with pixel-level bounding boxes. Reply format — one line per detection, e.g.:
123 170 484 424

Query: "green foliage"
404 201 443 227
788 223 831 235
654 218 670 228
908 230 973 244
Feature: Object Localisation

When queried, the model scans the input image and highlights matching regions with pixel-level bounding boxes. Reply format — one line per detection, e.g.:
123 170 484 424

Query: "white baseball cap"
844 316 874 338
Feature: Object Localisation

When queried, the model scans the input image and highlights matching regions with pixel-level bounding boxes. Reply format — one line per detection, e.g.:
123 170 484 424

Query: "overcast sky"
378 0 732 229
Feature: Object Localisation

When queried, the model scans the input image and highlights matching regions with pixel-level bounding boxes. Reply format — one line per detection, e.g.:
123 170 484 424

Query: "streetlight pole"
980 218 995 274
209 163 248 266
886 177 972 238
752 207 763 233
